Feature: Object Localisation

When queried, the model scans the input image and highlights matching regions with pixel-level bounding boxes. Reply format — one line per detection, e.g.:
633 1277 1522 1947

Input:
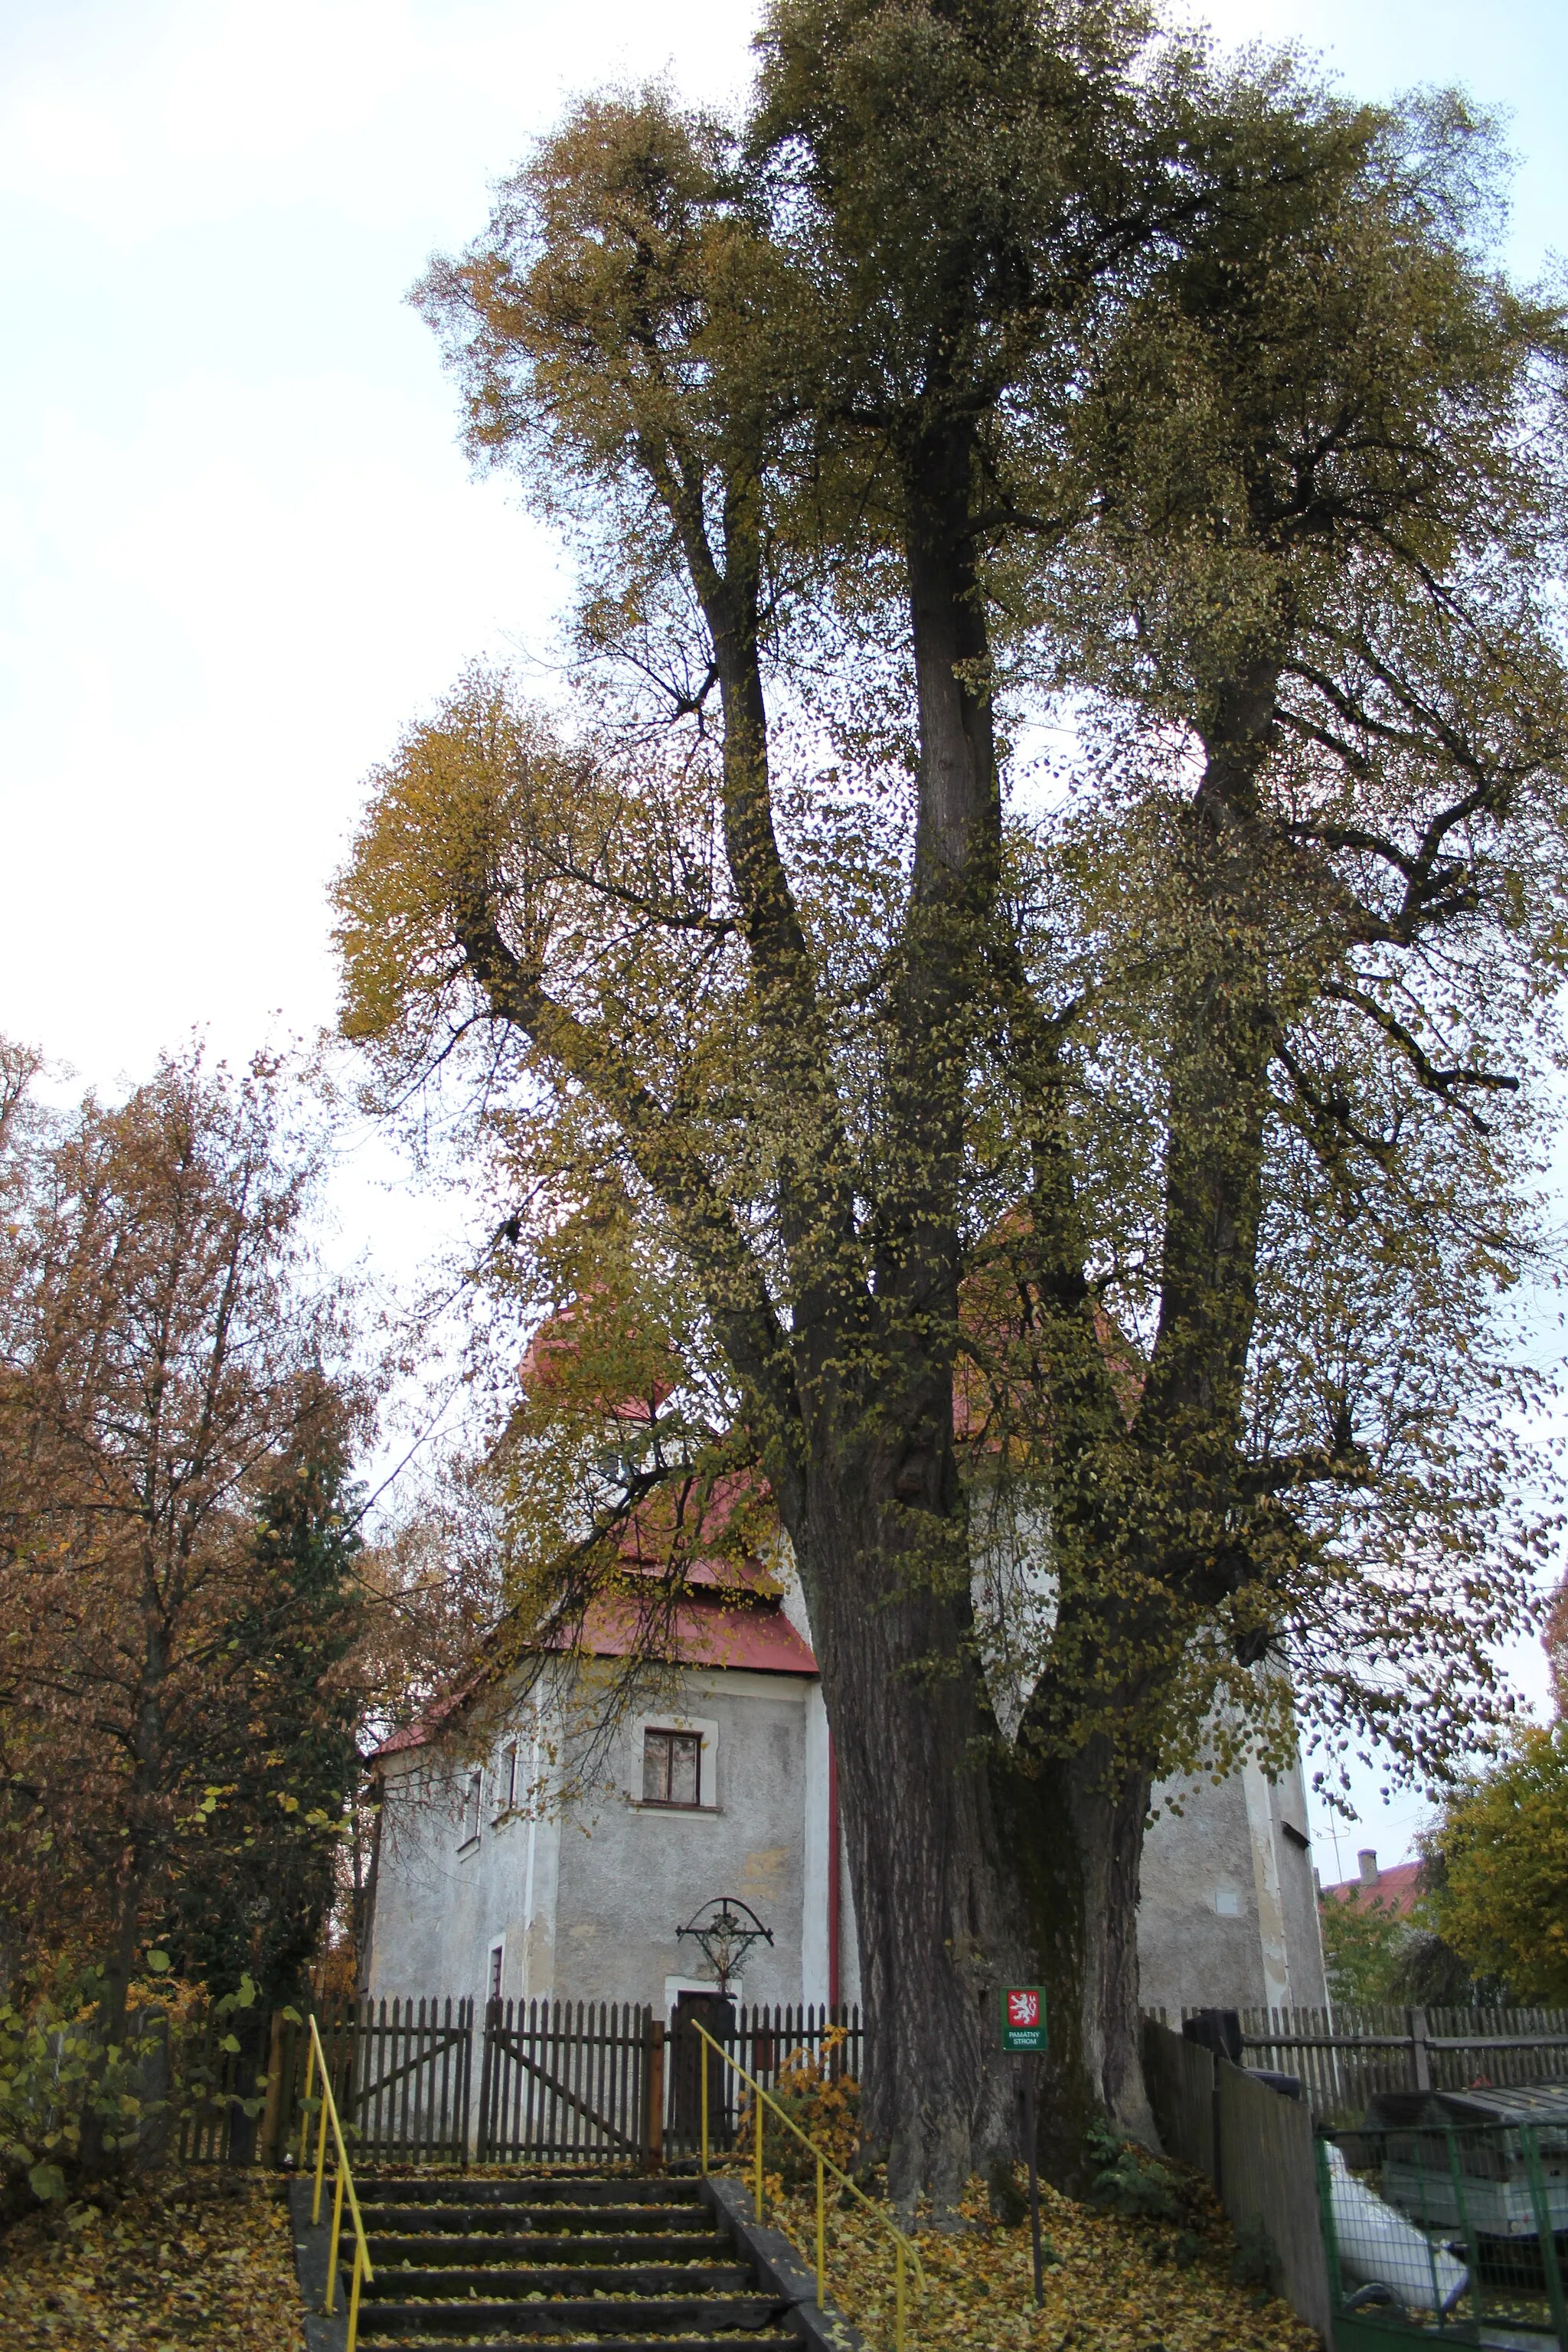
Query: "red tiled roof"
613 1470 780 1596
1321 1860 1425 1919
367 1591 816 1762
576 1592 817 1676
371 1720 432 1757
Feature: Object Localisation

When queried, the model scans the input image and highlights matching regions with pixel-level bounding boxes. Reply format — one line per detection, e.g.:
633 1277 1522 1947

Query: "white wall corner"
801 1681 831 2009
1240 1756 1292 2011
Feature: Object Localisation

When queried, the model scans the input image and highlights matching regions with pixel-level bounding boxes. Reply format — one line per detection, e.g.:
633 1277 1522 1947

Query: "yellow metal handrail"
692 2020 925 2352
296 2012 374 2352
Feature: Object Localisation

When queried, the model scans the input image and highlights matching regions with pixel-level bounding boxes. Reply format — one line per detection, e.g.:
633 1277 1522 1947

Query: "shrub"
0 1966 163 2216
1084 2116 1184 2223
0 1964 270 2221
737 2028 861 2184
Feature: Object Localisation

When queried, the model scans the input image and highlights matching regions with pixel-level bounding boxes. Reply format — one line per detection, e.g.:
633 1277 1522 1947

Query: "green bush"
0 1965 272 2219
0 1968 157 2213
1084 2116 1184 2223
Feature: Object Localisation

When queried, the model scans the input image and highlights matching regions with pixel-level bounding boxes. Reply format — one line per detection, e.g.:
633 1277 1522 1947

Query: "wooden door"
670 1991 735 2151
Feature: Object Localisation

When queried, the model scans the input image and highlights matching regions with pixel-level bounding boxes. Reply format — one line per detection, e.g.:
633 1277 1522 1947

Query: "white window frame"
495 1740 521 1823
458 1768 483 1851
628 1713 719 1811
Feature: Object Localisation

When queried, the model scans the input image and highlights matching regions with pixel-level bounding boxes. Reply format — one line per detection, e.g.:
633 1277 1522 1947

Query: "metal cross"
675 1896 774 1995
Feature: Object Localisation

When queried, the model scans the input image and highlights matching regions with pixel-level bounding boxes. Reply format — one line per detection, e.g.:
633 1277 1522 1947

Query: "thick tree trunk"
1012 1742 1156 2177
793 1443 1156 2203
77 1854 148 2179
803 1465 1020 2209
767 419 1167 2207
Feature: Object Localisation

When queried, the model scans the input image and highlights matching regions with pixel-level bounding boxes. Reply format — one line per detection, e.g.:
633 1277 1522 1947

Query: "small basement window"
642 1727 702 1808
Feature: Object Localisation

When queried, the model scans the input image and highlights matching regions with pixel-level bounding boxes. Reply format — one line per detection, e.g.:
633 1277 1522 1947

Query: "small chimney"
1358 1847 1379 1889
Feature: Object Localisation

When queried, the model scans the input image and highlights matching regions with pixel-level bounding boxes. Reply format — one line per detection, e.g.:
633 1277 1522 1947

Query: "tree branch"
1323 981 1520 1122
455 902 802 1445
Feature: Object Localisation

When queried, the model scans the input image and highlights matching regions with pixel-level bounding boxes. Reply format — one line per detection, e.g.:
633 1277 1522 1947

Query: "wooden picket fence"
247 1994 864 2167
179 1993 1568 2162
175 2004 279 2164
317 1996 475 2161
1149 2004 1568 2128
730 2003 861 2092
476 2001 651 2162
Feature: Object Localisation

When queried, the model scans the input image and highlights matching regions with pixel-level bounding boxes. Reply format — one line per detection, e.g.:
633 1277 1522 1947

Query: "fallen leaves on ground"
768 2164 1321 2352
0 2167 303 2351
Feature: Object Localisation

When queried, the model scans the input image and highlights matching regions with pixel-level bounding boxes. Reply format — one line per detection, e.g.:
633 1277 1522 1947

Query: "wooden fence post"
1408 2007 1432 2092
648 2019 665 2169
476 1998 497 2163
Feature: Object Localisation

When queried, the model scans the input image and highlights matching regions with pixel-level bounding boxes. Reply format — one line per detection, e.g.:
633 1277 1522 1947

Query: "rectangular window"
460 1769 482 1848
642 1727 701 1808
489 1943 504 2001
499 1743 520 1817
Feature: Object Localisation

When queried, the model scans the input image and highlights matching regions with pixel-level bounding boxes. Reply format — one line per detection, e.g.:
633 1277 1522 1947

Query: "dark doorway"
670 1991 735 2152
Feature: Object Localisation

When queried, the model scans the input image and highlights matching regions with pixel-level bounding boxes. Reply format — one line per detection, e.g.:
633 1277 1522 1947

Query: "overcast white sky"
3 0 1565 1869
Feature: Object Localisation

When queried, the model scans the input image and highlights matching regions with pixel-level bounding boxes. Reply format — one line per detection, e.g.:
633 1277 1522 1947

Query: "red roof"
1321 1859 1425 1919
613 1469 779 1594
368 1591 815 1762
575 1592 817 1676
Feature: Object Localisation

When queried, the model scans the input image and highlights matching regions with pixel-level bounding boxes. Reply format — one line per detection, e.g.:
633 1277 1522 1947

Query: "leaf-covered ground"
0 2168 303 2352
767 2164 1321 2352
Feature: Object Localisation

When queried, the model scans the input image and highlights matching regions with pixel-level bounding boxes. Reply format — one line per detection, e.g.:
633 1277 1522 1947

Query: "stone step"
356 2295 787 2337
370 2263 753 2298
358 2176 696 2206
360 2203 717 2237
359 2337 802 2352
368 2233 729 2266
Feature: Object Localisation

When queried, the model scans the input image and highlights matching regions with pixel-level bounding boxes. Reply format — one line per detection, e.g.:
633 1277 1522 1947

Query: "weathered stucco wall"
366 1648 1322 2022
550 1666 809 2013
1138 1746 1326 2014
364 1738 566 2006
367 1663 814 2016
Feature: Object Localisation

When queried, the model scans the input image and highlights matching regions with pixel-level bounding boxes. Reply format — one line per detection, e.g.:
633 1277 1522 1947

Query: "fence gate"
477 1999 654 2164
313 1996 474 2162
263 1991 864 2167
659 2002 863 2160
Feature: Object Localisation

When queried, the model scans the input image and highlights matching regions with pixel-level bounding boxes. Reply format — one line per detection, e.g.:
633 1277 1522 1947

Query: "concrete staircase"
345 2171 813 2351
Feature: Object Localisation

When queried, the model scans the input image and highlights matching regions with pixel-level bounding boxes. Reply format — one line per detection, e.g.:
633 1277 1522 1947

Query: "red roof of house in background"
1321 1858 1425 1919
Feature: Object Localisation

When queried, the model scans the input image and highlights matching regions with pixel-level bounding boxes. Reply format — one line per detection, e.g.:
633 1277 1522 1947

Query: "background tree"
1423 1727 1568 2002
0 1046 368 2029
1317 1886 1411 2006
340 2 1568 2194
1544 1568 1568 1717
161 1429 365 2001
328 1462 509 1987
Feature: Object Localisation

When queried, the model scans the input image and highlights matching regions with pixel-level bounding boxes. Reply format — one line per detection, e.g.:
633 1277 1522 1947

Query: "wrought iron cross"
675 1896 773 1994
